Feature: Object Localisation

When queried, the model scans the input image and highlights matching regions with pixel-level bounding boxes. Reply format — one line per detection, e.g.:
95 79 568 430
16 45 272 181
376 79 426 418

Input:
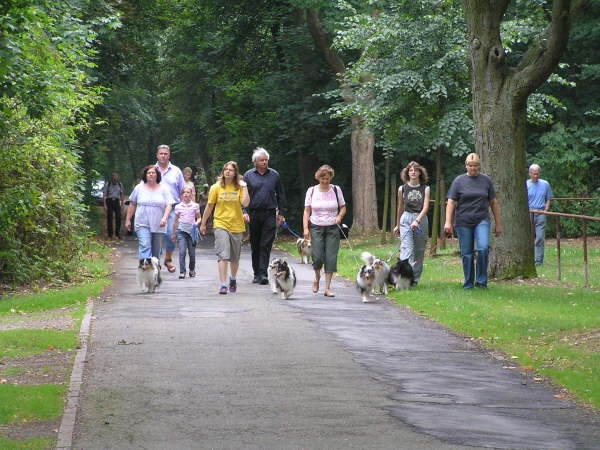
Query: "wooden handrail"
529 210 600 222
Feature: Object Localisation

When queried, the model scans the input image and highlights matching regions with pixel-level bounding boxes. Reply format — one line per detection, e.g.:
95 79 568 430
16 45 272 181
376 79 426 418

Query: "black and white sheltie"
388 257 415 290
296 238 312 264
268 258 297 300
356 263 376 303
361 251 390 295
137 257 161 293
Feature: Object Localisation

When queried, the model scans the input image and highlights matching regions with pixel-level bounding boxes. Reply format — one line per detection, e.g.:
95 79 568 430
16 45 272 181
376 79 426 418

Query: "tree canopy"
2 0 599 285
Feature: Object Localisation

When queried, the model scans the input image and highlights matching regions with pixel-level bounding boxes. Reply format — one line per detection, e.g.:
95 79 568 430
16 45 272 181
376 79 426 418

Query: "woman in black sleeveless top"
393 161 430 284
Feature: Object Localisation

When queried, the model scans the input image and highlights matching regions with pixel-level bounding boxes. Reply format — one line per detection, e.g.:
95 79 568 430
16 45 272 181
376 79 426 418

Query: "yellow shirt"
208 182 245 233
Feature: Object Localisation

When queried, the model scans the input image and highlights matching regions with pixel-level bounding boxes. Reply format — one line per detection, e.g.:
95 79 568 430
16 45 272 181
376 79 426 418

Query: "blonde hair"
181 186 193 195
314 164 335 181
400 161 429 184
218 161 242 189
465 153 481 165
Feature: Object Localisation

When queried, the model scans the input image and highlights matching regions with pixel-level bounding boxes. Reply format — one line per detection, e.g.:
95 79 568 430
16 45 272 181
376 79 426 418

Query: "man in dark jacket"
103 172 125 239
243 147 287 284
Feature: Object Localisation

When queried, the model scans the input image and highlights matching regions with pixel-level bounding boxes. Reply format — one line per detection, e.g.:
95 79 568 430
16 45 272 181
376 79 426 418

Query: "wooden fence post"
556 216 561 281
583 219 589 288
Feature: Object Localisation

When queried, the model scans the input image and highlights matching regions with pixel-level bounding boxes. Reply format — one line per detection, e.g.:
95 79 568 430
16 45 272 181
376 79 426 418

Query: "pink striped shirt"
305 185 345 226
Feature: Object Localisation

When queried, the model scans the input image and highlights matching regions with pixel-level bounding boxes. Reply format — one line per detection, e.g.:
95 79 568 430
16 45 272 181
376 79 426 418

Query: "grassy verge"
276 234 600 410
0 240 112 448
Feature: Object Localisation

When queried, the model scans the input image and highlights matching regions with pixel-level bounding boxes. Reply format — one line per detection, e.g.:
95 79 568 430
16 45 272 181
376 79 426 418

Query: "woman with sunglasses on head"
444 153 502 289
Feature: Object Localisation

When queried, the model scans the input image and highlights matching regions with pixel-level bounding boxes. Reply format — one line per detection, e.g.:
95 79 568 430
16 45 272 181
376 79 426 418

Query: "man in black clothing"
103 172 125 239
243 147 287 284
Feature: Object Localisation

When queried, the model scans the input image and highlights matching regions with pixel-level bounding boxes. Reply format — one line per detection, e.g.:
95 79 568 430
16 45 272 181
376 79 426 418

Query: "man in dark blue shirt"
243 147 287 284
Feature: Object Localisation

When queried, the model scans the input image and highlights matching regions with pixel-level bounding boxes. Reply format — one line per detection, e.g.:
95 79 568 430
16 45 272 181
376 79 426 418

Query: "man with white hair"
243 147 287 284
527 164 553 266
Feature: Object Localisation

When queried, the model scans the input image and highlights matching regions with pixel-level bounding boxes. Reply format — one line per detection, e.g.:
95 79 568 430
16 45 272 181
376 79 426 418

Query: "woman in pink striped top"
302 165 346 297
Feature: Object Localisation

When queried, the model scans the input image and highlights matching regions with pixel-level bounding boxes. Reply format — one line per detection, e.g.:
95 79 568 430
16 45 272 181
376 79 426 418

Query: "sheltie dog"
296 238 312 264
388 257 415 290
268 258 297 300
360 252 390 295
356 263 376 303
137 257 161 293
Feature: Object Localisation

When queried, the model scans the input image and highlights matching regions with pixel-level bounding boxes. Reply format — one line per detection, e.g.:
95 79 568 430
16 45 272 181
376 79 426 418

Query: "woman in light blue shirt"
125 166 174 261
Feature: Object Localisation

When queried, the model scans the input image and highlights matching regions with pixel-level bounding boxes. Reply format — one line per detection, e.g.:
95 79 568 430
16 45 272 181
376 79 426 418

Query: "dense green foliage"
0 0 116 284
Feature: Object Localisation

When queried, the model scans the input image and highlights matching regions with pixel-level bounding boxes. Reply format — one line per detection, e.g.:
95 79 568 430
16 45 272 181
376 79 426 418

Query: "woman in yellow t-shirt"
200 161 250 294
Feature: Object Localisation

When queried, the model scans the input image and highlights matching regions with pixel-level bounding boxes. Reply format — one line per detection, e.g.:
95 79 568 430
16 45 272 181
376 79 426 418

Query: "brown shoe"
165 259 176 273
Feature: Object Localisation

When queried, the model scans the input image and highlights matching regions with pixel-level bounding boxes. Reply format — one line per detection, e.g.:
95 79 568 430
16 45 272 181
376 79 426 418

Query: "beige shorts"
214 228 243 262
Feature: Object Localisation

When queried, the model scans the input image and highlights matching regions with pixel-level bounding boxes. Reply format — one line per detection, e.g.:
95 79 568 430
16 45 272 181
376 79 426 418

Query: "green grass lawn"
276 234 600 409
0 240 112 448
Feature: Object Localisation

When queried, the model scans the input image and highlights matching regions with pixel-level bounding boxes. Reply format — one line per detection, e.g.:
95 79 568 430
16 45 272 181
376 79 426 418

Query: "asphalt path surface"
73 237 599 449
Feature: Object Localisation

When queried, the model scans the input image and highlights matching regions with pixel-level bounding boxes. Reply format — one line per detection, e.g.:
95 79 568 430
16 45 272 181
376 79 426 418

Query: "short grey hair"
157 144 170 152
529 163 541 173
252 147 270 162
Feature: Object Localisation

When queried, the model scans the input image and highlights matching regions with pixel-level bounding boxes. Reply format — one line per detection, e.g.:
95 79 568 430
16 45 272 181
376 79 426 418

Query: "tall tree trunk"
430 146 443 255
306 9 378 232
462 0 578 278
472 89 535 277
351 119 378 232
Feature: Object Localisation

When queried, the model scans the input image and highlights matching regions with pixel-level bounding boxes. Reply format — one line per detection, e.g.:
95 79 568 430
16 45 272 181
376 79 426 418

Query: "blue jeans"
163 207 177 253
136 227 164 260
455 221 490 289
176 230 195 273
531 213 546 265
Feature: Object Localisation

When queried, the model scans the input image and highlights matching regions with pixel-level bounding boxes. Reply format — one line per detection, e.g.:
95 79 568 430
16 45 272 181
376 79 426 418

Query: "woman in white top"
125 165 174 261
302 165 346 297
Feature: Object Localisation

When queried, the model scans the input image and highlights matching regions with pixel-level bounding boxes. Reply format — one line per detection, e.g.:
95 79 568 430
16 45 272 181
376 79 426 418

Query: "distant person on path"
125 166 174 261
197 183 209 216
527 164 553 266
243 147 287 285
393 161 430 284
200 161 249 294
171 186 202 279
302 165 346 297
444 153 502 289
183 167 197 201
103 172 125 239
155 145 184 273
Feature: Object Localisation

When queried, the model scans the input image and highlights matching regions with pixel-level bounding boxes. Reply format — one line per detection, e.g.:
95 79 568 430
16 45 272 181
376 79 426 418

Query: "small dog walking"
137 257 161 293
268 258 297 300
356 263 376 303
388 257 415 290
296 238 311 264
361 251 390 295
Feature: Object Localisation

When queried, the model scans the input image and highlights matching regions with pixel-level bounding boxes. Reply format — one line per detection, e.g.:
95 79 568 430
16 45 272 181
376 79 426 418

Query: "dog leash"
336 223 363 267
280 221 303 240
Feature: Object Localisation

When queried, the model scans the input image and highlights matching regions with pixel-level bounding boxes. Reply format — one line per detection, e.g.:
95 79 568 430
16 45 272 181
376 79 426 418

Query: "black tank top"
402 184 426 213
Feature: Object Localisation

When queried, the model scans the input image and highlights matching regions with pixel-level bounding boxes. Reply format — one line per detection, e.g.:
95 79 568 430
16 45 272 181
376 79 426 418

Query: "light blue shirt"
155 162 184 204
527 179 553 210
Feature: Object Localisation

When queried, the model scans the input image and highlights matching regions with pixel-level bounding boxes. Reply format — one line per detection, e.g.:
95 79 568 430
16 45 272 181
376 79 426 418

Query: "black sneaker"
252 276 260 284
229 279 237 293
259 276 269 285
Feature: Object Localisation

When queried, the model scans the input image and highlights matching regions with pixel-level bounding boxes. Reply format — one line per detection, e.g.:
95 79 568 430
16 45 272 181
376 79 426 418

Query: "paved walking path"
72 238 599 449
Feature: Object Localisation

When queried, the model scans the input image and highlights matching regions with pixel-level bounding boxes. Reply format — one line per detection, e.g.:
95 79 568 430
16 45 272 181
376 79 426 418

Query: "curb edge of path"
55 298 94 449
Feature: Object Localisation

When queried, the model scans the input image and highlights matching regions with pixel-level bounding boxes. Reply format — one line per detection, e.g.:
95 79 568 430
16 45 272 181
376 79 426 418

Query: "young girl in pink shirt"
171 187 201 278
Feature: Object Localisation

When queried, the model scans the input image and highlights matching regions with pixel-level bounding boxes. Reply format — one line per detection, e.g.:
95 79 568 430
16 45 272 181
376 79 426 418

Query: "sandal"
312 280 319 293
324 291 335 297
165 259 176 273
